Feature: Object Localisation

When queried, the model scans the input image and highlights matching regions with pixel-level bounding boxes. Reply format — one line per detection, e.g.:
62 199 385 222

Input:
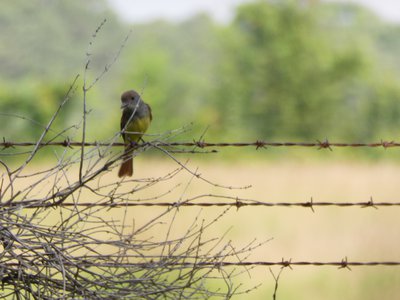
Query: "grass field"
10 157 400 299
129 158 400 299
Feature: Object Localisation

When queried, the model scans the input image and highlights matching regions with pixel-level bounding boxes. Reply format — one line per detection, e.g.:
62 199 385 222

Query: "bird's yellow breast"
124 115 151 143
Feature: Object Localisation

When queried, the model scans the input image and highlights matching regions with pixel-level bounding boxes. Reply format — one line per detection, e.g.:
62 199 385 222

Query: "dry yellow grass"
9 158 400 299
132 159 400 299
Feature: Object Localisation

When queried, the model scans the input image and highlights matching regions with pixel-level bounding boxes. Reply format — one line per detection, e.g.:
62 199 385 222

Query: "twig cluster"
0 23 265 299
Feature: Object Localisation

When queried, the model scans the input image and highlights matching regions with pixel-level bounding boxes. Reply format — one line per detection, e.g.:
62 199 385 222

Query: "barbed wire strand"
3 199 400 210
2 139 400 149
2 259 399 268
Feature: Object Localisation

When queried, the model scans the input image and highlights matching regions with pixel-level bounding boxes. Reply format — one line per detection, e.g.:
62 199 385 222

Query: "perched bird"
118 90 152 177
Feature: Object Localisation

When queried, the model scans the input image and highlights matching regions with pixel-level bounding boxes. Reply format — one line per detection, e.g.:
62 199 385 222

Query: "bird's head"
121 90 141 109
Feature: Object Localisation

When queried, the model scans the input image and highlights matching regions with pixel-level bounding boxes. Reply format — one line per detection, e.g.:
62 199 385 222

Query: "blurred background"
1 1 400 299
2 0 400 148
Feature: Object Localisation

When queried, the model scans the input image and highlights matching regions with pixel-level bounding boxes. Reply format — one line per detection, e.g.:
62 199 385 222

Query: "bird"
118 90 152 177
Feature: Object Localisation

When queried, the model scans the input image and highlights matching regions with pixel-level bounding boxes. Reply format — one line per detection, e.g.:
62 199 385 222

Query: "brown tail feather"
118 149 133 177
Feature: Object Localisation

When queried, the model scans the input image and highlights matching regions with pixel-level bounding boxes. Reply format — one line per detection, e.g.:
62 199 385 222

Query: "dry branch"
0 22 264 300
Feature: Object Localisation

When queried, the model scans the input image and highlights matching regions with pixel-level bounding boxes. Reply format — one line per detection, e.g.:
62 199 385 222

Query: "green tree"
214 0 366 140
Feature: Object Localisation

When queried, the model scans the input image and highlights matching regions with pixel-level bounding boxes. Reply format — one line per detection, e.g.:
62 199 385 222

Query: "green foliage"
216 1 367 140
0 82 79 140
0 0 123 82
2 0 400 157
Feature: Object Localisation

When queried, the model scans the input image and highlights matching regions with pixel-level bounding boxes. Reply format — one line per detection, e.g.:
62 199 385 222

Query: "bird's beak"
121 103 128 109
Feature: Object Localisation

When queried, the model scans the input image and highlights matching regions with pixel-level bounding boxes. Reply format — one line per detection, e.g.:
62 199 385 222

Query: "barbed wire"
9 18 399 299
2 259 399 269
2 139 400 150
5 198 400 210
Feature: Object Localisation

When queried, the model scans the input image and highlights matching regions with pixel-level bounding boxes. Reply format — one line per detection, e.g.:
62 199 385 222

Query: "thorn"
2 137 13 149
281 258 292 270
362 197 378 209
381 140 395 149
194 140 206 148
339 257 351 270
172 202 180 212
62 138 72 148
255 140 266 150
317 138 332 151
303 197 315 213
235 198 244 211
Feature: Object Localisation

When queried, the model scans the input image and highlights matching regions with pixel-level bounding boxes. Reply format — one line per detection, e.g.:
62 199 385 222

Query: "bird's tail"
118 147 133 177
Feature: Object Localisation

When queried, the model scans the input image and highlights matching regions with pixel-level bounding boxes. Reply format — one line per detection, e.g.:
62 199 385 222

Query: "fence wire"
4 17 398 299
2 259 400 269
2 139 400 150
3 199 400 210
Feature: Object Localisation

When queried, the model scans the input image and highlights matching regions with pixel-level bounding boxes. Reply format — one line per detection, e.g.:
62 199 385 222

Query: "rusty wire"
2 258 399 269
1 139 400 150
2 198 399 210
